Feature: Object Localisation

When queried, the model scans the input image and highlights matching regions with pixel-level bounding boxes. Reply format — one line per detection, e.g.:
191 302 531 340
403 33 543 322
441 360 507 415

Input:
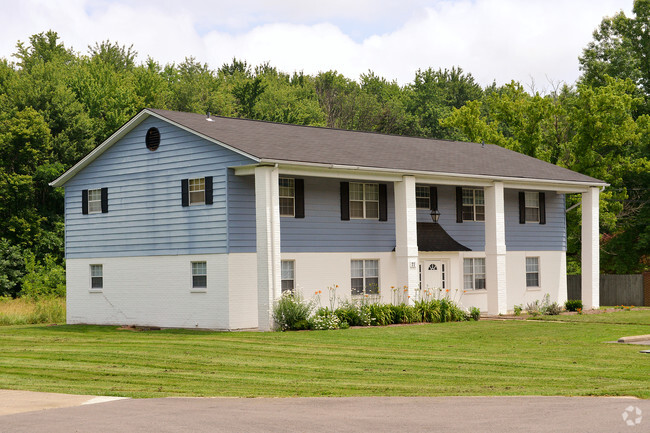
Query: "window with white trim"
526 257 540 287
350 183 379 219
462 188 485 221
189 178 205 205
281 260 295 292
279 178 295 217
90 264 103 289
351 259 379 296
463 258 486 290
524 192 540 222
191 261 207 289
415 185 430 209
88 189 102 214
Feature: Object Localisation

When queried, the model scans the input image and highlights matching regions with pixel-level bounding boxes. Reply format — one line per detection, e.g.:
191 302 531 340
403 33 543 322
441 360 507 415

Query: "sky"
0 0 633 89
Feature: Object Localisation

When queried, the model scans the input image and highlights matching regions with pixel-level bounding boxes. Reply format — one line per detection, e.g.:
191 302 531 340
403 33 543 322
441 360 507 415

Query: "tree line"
0 0 648 297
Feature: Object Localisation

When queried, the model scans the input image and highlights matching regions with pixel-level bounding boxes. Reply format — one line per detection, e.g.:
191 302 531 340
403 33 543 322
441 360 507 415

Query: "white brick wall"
66 254 229 329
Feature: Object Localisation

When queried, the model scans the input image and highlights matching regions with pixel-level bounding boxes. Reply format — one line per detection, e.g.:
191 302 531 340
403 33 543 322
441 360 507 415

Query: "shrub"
514 305 522 316
564 299 583 312
334 301 371 327
20 254 65 299
0 239 27 298
388 304 422 323
469 306 481 321
310 308 341 330
526 300 541 316
272 291 314 331
414 300 441 323
366 303 396 325
545 302 562 316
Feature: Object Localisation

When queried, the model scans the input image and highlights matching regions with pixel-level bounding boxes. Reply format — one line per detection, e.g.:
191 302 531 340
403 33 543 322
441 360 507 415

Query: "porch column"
485 182 508 315
255 165 282 331
581 187 600 309
394 175 419 303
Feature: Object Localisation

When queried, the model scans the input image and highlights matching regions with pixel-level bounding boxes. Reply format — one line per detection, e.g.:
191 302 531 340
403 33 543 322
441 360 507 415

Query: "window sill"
190 289 207 293
89 289 103 293
463 289 487 295
526 287 542 292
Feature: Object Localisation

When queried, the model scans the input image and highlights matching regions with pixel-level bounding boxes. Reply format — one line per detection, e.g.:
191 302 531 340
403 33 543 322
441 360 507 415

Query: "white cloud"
0 0 632 89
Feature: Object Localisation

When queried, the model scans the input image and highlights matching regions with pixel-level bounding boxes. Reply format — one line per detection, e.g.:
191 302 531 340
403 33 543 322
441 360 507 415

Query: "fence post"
644 272 650 307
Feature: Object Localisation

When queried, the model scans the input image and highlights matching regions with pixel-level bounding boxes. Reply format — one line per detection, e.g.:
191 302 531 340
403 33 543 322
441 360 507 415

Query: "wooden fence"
567 274 648 306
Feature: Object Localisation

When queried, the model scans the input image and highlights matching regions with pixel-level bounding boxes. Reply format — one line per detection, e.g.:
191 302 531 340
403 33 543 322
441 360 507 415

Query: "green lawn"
1 315 649 399
530 308 650 325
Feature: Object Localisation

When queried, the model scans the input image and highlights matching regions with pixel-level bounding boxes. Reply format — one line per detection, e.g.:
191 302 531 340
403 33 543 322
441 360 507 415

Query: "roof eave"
256 159 608 191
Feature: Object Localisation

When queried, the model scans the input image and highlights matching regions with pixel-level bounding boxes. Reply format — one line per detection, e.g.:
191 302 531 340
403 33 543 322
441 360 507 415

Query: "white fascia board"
234 159 607 191
49 110 151 187
50 109 260 188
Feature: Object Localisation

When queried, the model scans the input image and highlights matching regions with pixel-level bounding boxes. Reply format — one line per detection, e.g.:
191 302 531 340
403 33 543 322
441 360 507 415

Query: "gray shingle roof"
150 109 604 184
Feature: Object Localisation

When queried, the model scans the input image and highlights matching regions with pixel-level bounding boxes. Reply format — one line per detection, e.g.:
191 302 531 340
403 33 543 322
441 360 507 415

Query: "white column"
485 182 508 315
255 165 281 331
394 176 419 303
581 187 600 309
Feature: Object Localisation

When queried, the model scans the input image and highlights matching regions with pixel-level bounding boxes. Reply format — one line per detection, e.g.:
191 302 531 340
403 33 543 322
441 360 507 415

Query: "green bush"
366 303 395 326
564 299 583 312
514 304 522 316
414 300 441 323
545 302 562 315
272 291 314 331
310 308 341 330
469 306 481 321
20 254 65 299
0 239 27 297
388 304 419 324
334 301 371 327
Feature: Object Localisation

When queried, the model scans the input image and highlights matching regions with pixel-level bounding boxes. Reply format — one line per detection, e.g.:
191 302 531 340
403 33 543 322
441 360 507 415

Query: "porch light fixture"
430 208 440 224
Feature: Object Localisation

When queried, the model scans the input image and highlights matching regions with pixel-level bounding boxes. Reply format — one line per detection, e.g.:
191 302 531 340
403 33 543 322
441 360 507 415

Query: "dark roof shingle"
149 109 604 185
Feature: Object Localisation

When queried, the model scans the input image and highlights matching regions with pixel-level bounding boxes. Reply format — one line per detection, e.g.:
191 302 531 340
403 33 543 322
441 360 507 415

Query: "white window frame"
351 259 380 297
462 188 485 222
415 185 430 209
90 264 103 290
281 260 295 292
189 178 205 205
526 257 540 288
88 189 102 214
524 192 540 223
350 183 379 219
463 258 486 290
279 178 295 217
191 261 207 291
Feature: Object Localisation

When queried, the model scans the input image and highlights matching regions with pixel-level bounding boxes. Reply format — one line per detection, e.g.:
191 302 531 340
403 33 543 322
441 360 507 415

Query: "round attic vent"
145 127 160 151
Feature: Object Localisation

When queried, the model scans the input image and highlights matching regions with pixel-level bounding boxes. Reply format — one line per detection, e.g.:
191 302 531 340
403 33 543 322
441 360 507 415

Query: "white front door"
422 260 444 290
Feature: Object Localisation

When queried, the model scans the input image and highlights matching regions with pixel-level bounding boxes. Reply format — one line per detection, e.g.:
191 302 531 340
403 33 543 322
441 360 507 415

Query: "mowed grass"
530 308 650 325
1 315 649 399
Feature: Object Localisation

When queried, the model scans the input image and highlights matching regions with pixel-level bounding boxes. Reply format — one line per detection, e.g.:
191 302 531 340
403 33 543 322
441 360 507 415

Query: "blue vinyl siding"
228 176 396 253
64 117 254 258
416 186 566 251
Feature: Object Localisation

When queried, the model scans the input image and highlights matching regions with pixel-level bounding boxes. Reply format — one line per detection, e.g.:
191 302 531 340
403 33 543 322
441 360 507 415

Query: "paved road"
1 396 648 433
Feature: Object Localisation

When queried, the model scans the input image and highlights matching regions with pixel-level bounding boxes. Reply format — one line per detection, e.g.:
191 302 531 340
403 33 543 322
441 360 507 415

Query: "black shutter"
181 179 189 207
456 187 463 223
101 187 108 213
379 184 388 221
81 190 89 215
539 192 546 225
340 182 350 221
519 192 526 224
429 186 438 210
205 176 213 205
294 178 305 218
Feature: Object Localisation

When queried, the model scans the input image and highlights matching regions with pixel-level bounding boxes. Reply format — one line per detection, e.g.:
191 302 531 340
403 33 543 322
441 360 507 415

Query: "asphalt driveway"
1 393 648 433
